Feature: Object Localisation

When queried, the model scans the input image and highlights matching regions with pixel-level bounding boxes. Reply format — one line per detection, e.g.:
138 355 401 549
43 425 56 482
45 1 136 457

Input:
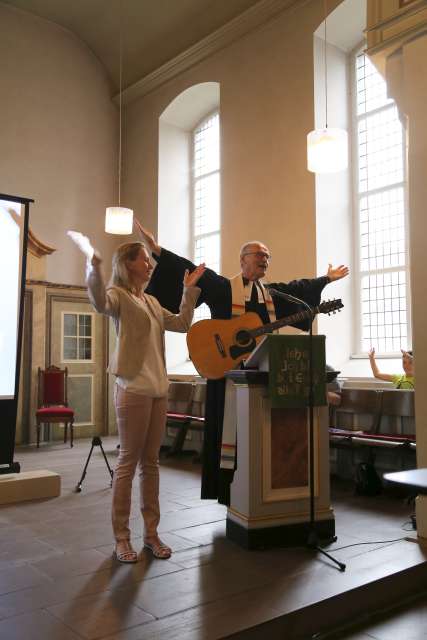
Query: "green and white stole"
230 273 276 321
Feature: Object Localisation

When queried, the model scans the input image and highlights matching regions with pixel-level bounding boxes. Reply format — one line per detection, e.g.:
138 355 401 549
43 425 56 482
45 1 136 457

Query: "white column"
381 34 427 538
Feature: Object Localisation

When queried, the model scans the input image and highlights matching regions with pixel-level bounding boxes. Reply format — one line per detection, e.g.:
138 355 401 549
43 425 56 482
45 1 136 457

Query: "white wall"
124 2 329 291
0 4 118 285
401 35 427 465
369 24 427 536
123 0 369 378
158 121 191 257
158 120 191 371
314 36 353 372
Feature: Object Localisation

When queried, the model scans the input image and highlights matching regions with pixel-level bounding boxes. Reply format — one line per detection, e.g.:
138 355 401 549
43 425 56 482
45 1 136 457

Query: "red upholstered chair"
36 366 75 448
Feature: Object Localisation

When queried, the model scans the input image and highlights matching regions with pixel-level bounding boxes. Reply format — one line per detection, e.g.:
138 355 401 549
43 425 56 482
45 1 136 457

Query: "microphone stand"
266 287 345 571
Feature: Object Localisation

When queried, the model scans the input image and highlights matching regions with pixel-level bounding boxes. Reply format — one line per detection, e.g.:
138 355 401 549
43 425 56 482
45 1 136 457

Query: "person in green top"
368 348 415 389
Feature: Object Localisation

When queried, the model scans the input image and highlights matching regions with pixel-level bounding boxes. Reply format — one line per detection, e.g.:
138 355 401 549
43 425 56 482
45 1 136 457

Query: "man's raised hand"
134 219 161 256
327 263 349 282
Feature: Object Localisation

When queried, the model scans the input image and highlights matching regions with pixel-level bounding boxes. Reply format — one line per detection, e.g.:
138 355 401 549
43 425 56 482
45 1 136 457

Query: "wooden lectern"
225 334 335 549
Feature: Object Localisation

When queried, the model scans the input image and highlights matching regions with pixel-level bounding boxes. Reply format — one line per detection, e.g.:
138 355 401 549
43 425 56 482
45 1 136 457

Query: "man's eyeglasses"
241 251 272 261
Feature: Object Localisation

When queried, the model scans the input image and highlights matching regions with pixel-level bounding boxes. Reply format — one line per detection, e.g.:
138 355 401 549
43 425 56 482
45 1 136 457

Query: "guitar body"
186 299 343 380
186 312 263 379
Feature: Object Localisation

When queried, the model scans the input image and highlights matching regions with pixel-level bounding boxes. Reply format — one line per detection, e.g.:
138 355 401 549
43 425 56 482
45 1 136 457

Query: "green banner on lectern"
267 335 327 408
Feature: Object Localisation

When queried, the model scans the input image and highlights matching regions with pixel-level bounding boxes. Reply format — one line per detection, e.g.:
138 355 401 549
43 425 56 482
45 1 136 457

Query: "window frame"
350 46 411 358
61 311 95 364
190 109 221 322
190 109 221 270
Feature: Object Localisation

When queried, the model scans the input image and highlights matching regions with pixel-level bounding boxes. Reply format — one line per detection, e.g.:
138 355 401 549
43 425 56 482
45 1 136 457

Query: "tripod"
267 287 346 571
75 436 114 493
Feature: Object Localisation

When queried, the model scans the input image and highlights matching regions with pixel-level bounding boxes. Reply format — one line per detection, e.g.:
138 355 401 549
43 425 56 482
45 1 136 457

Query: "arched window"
158 83 220 372
192 111 220 321
352 50 410 355
314 0 411 376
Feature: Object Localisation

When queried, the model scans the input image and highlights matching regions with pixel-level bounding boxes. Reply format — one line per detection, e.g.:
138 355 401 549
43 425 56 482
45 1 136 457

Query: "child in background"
368 348 415 389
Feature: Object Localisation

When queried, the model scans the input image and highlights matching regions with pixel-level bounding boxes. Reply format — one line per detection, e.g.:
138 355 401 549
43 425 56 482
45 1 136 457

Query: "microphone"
264 285 311 310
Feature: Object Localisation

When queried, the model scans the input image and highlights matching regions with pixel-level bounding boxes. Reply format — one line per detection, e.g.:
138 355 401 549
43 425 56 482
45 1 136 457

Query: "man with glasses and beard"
136 222 348 505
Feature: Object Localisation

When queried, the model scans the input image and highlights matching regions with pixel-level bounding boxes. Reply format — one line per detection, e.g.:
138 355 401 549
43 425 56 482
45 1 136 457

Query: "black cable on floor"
326 537 406 552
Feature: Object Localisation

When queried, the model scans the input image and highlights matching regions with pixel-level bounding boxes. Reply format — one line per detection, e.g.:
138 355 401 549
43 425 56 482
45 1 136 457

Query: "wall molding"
366 0 427 56
27 279 87 291
119 0 307 105
366 0 426 32
27 228 56 258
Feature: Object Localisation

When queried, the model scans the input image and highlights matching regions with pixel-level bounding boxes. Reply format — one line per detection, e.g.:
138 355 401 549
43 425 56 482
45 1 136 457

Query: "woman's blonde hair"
110 241 146 292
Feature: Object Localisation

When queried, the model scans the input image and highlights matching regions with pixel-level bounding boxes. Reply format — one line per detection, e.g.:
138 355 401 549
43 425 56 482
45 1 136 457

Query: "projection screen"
0 194 31 471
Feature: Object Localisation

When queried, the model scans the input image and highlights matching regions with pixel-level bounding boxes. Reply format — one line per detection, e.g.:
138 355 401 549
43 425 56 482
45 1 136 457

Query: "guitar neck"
251 307 315 337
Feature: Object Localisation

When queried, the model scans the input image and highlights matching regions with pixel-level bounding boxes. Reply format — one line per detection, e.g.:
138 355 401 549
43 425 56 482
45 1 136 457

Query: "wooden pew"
330 388 416 451
166 381 206 457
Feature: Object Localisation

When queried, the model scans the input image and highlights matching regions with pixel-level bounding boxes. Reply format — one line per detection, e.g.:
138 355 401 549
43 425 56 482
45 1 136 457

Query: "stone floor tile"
31 548 113 579
0 564 52 596
172 520 226 545
47 590 154 639
155 504 226 534
100 586 284 640
354 598 427 640
0 538 60 565
156 530 202 551
0 609 82 640
124 558 273 619
0 554 184 621
0 438 425 640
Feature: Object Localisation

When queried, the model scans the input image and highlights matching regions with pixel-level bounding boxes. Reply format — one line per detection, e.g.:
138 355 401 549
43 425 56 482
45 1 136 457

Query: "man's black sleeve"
146 247 227 314
269 276 329 331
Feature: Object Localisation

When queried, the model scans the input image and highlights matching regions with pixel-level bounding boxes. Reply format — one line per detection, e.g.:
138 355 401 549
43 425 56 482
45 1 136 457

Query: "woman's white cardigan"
87 263 200 379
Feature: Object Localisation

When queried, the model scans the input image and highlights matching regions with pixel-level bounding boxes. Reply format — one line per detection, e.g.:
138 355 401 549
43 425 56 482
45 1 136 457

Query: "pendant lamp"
307 0 348 173
105 0 133 235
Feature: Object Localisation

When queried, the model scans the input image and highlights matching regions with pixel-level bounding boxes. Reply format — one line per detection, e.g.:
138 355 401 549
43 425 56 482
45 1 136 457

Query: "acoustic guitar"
186 299 344 380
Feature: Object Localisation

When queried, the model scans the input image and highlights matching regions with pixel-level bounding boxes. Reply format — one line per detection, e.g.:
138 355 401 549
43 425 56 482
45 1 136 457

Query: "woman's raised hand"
67 230 100 264
184 264 206 288
134 219 161 256
91 251 102 266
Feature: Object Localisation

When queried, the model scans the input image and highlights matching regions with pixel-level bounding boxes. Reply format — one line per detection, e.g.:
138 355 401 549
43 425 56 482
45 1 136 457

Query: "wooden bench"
375 389 416 450
330 388 416 452
166 381 206 457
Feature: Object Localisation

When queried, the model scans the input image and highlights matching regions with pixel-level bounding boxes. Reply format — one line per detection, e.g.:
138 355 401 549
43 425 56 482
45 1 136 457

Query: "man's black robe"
146 248 329 504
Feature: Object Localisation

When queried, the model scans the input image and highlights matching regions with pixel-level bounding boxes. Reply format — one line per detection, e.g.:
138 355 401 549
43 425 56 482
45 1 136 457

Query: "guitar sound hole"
235 330 252 347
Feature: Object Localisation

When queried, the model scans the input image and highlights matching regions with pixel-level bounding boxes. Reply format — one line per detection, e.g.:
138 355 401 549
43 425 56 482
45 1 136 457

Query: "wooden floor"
0 437 426 640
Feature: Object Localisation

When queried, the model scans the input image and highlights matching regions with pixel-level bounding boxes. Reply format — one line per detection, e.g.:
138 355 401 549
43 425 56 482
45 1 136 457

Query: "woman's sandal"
114 540 138 564
144 539 172 559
